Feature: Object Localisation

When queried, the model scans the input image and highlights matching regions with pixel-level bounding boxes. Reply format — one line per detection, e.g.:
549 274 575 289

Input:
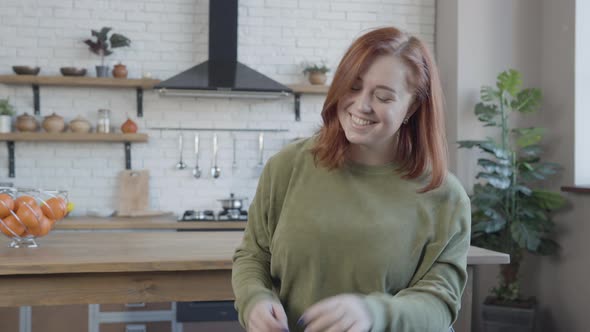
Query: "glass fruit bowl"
0 187 69 248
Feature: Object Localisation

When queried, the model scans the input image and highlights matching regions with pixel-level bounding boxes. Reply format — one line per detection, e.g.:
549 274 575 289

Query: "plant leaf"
532 190 567 210
520 145 543 159
476 172 511 189
536 162 562 176
511 221 541 251
481 86 499 102
513 127 544 147
512 88 542 113
110 33 131 48
475 102 499 124
97 27 111 41
536 238 559 255
514 185 532 196
497 69 522 97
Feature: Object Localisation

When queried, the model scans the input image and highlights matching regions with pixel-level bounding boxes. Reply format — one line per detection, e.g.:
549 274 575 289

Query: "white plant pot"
0 115 12 133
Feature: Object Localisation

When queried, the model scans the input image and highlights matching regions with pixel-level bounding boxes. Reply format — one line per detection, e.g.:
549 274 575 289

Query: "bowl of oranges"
0 187 68 248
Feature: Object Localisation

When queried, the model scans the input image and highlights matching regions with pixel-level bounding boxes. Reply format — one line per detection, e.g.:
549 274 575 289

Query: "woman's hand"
299 294 372 332
247 299 290 332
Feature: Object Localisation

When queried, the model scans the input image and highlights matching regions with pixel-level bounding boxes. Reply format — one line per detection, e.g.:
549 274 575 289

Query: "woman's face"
337 54 414 159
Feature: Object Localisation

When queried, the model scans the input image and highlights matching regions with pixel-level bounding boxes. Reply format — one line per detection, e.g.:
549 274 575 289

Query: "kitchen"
2 0 585 332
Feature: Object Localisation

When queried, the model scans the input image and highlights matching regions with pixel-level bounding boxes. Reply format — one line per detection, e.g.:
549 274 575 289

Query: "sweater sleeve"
364 194 471 332
232 162 279 328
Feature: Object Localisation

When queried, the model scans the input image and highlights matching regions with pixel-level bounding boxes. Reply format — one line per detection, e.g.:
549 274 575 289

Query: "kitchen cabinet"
99 322 171 332
0 75 159 118
0 132 148 178
0 307 19 331
31 304 88 332
182 321 244 332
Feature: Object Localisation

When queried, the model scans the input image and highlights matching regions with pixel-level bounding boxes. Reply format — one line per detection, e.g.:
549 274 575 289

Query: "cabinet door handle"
124 302 146 308
125 324 147 332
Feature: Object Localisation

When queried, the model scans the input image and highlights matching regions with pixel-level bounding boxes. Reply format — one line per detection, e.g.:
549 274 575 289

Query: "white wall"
437 0 542 331
0 0 436 215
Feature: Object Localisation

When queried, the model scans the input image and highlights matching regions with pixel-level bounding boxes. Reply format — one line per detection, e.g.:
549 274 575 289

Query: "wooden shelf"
561 185 590 194
1 132 148 178
0 132 148 142
288 84 330 94
0 75 160 89
287 84 330 121
0 75 160 117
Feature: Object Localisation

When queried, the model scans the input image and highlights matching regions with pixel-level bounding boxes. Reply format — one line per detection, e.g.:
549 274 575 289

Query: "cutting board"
116 170 150 216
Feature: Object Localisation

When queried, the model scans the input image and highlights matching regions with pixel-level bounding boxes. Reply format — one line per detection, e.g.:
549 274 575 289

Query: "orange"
33 215 53 237
0 193 15 218
41 197 67 220
16 203 43 235
0 214 26 237
14 195 37 211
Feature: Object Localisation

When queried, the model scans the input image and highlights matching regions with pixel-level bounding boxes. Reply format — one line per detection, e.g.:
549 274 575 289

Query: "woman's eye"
375 94 394 102
351 85 362 91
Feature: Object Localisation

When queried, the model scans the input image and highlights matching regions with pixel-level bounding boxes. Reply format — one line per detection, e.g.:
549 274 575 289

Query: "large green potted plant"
84 27 131 77
457 69 566 332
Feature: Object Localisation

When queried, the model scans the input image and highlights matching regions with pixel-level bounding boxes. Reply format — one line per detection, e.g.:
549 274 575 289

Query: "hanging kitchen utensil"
193 133 201 179
232 135 238 174
176 133 187 170
253 132 264 178
211 133 221 178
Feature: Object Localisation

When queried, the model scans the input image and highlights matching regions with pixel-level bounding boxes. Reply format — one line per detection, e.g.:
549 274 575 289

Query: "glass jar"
97 109 111 133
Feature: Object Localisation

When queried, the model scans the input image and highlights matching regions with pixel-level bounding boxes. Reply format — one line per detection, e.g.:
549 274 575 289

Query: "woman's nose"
353 91 372 113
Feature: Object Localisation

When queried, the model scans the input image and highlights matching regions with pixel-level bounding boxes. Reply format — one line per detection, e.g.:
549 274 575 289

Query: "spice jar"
97 109 111 133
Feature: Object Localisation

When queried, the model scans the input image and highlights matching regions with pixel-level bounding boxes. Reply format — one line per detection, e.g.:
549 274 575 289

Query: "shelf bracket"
136 88 143 117
33 84 40 115
124 142 132 169
294 93 301 121
7 141 15 178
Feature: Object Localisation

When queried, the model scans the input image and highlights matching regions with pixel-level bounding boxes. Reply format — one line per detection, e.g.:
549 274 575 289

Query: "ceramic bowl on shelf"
0 187 69 248
60 67 87 77
12 66 40 75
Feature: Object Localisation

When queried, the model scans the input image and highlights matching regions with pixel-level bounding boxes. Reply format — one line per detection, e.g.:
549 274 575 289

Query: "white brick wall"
0 0 435 216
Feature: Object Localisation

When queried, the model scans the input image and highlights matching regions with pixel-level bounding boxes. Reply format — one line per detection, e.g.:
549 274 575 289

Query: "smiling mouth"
349 113 376 126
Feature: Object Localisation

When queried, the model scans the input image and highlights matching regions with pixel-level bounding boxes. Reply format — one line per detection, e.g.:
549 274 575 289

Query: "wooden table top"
0 231 509 276
0 231 243 275
54 216 247 230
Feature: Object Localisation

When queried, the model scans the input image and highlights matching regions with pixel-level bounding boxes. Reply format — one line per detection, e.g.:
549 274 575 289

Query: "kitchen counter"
0 231 508 332
54 215 247 230
0 231 508 304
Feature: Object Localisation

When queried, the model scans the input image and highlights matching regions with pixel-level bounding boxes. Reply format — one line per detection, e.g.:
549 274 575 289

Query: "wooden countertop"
54 216 247 230
0 231 509 276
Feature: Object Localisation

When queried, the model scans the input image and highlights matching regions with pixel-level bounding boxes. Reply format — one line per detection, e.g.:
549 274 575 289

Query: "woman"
232 26 470 332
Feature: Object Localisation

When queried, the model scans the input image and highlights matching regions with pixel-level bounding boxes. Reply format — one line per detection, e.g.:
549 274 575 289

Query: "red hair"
311 27 448 193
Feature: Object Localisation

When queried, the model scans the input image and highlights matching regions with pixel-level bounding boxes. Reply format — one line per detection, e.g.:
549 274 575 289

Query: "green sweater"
232 137 471 332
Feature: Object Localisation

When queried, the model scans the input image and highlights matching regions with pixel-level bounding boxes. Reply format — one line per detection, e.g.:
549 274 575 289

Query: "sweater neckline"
343 159 400 175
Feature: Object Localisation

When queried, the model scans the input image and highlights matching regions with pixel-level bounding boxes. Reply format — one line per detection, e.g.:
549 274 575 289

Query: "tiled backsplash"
0 0 435 216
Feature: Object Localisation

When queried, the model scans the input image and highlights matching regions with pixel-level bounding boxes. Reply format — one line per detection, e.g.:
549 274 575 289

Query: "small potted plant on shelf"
302 61 330 85
458 69 567 332
84 27 131 78
0 98 15 133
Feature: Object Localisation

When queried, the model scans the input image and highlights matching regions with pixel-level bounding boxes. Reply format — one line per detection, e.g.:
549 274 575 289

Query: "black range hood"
155 0 292 98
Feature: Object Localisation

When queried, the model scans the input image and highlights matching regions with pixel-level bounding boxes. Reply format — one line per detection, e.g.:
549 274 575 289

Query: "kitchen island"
0 231 509 332
54 215 248 230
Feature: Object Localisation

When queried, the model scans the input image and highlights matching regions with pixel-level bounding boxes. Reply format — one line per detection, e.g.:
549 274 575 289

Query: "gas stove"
180 209 248 221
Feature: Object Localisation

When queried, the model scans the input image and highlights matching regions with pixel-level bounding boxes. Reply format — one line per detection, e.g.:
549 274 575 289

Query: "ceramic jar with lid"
42 113 65 133
112 63 128 79
15 112 39 132
69 116 92 133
